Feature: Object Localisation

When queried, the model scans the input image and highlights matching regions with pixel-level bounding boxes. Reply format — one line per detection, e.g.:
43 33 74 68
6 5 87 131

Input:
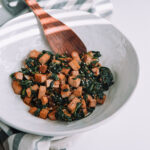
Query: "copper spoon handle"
25 0 64 32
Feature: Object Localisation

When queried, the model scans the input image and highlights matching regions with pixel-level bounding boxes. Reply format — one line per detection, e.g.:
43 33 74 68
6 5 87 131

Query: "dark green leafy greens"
55 107 72 122
99 67 114 90
10 50 114 122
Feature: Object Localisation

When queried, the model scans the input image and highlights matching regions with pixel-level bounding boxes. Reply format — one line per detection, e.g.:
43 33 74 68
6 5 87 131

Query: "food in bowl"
10 50 114 122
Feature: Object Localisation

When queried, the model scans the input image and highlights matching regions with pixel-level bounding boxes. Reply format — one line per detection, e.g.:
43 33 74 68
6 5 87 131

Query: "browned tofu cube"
14 72 23 80
87 95 93 101
47 72 52 78
48 110 56 120
61 84 71 98
61 90 71 98
39 64 47 73
38 86 46 99
68 76 81 88
73 87 82 97
68 97 80 114
39 53 50 64
39 109 49 119
68 94 76 101
71 71 79 76
81 99 86 109
12 80 22 94
41 96 48 105
81 99 88 115
35 73 47 83
61 68 70 75
46 79 53 88
61 84 70 90
58 73 66 84
89 100 96 107
71 51 81 62
29 50 41 58
96 94 106 105
84 54 93 65
29 107 37 114
69 59 80 71
92 67 99 76
24 96 32 105
63 109 71 117
81 98 88 116
31 84 39 91
26 88 31 97
83 108 88 116
87 95 96 108
52 59 61 64
53 81 60 88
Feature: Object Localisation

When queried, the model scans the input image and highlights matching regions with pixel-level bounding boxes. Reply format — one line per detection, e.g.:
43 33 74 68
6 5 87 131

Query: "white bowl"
0 10 139 136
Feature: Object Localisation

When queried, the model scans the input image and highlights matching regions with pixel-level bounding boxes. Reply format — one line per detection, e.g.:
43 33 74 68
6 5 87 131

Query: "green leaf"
20 80 33 88
73 102 82 116
49 81 54 89
51 73 59 80
63 89 69 92
21 68 31 75
92 51 101 58
55 107 72 122
21 88 26 99
34 108 41 116
10 73 16 80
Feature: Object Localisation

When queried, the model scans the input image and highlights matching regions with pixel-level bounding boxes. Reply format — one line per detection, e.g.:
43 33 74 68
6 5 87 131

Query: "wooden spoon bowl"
24 0 87 55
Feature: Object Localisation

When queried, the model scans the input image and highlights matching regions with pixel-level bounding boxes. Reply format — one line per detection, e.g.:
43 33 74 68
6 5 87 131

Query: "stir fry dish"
10 50 114 122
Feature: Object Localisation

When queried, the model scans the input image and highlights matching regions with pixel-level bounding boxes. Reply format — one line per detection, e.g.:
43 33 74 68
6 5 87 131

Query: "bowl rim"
0 9 140 136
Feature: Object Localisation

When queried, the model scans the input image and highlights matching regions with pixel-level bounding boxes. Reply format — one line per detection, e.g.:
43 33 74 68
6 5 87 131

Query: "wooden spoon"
24 0 87 55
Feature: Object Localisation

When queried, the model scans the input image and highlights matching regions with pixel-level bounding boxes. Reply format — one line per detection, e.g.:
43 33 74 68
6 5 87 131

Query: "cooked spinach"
72 102 84 120
10 73 16 80
63 89 69 92
21 88 26 99
99 67 113 90
49 81 54 89
92 51 101 59
51 92 63 105
51 73 59 80
20 80 33 88
10 50 114 122
34 108 41 116
73 103 82 116
48 63 62 74
55 107 72 122
21 68 31 75
25 58 39 73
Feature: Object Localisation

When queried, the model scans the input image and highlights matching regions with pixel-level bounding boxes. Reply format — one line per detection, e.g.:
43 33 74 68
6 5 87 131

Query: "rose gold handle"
25 0 61 27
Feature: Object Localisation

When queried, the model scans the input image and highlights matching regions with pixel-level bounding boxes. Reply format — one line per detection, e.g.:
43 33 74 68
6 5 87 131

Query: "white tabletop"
72 0 150 150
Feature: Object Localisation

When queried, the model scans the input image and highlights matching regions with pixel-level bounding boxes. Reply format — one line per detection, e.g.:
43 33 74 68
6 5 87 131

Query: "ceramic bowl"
0 10 139 136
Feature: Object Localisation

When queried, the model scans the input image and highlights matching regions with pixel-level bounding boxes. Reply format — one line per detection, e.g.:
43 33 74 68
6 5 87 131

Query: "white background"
73 0 150 150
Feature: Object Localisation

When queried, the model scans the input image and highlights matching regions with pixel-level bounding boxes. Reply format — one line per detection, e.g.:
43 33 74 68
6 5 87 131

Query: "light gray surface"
72 0 150 150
